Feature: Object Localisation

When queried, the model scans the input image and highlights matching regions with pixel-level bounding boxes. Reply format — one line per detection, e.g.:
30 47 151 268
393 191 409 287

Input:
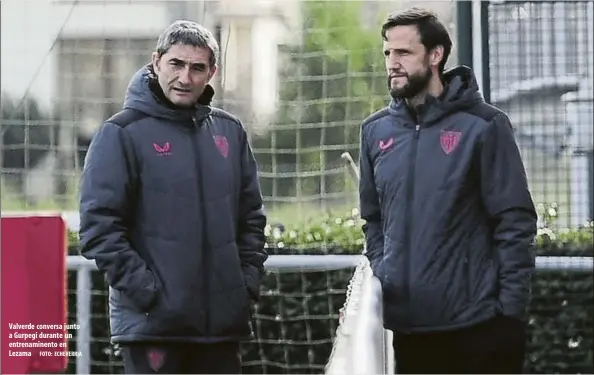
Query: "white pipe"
67 254 367 272
66 254 594 273
471 0 483 92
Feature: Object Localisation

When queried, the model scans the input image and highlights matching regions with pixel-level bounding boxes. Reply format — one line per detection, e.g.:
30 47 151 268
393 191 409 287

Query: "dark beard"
388 67 433 100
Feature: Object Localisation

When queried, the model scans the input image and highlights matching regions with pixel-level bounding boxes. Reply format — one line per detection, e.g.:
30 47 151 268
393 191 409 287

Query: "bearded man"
358 7 537 374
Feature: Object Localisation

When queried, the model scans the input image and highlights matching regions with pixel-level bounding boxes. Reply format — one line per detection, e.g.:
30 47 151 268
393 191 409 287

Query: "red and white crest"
147 348 166 371
213 135 229 158
440 130 461 155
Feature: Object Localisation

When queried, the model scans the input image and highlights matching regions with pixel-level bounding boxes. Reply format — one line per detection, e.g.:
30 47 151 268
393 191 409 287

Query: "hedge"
64 207 593 374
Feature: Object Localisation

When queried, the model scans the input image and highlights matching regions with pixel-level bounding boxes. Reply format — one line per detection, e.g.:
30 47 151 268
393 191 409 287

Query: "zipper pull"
192 115 200 131
414 124 420 139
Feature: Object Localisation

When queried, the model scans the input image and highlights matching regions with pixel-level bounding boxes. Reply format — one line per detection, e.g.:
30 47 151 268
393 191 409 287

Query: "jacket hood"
123 64 215 123
388 65 484 125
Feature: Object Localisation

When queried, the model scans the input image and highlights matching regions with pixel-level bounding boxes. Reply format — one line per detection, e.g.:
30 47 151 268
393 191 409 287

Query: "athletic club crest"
213 135 229 158
147 348 165 371
440 130 462 155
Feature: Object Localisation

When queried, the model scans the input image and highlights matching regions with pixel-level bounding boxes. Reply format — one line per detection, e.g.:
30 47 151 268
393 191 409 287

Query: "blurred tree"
0 95 56 201
252 0 387 210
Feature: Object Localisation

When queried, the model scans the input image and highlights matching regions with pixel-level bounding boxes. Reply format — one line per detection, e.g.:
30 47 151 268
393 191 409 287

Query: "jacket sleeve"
480 113 537 321
79 122 158 312
237 128 268 302
358 124 384 274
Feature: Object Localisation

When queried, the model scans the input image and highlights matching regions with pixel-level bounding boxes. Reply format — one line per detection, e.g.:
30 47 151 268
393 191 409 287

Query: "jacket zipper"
465 242 471 300
403 124 421 324
192 115 211 336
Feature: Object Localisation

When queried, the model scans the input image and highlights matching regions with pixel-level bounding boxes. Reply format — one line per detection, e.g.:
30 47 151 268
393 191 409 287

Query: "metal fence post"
76 268 92 375
456 0 491 103
456 1 473 68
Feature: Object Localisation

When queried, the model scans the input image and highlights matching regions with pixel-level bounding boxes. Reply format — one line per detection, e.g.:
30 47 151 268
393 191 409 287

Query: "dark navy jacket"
359 66 537 334
79 65 268 343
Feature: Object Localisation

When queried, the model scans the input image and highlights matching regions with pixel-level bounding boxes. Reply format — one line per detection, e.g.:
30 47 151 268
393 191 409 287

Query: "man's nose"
177 67 191 85
387 61 403 71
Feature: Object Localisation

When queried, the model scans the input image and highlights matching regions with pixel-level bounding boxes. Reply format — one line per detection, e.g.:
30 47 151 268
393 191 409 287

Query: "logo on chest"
440 130 461 155
379 137 395 152
153 142 172 156
213 135 229 158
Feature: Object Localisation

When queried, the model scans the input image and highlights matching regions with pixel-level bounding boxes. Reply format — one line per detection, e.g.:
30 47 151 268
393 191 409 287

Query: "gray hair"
155 20 219 67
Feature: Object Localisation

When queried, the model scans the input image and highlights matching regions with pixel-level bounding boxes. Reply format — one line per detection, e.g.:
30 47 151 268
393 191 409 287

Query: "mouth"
172 87 192 95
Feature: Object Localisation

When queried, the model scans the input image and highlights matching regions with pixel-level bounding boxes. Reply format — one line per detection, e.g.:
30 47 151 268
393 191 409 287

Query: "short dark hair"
156 20 219 67
381 7 452 74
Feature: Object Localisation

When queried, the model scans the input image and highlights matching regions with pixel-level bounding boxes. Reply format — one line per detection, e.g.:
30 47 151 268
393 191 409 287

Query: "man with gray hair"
79 20 268 374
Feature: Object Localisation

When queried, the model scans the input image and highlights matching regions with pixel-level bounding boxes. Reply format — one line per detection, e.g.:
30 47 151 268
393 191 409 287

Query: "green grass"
1 177 358 229
1 179 80 212
264 202 358 227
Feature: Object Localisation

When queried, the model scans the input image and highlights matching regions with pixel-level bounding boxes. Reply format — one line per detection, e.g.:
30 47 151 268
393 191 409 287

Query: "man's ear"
151 52 161 74
430 45 444 69
207 64 218 83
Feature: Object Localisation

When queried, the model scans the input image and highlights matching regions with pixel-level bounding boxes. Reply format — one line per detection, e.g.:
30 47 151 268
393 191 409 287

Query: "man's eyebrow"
169 58 207 69
384 47 412 54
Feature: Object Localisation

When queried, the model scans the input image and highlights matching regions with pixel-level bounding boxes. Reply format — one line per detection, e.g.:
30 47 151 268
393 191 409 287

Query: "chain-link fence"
488 1 593 228
64 252 593 374
65 251 360 374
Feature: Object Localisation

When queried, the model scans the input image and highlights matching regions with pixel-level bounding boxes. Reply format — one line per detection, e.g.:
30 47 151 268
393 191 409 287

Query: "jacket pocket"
464 252 471 301
458 233 473 302
111 287 150 315
209 242 252 336
140 236 205 336
145 284 206 337
212 242 245 291
108 287 150 336
208 285 252 337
